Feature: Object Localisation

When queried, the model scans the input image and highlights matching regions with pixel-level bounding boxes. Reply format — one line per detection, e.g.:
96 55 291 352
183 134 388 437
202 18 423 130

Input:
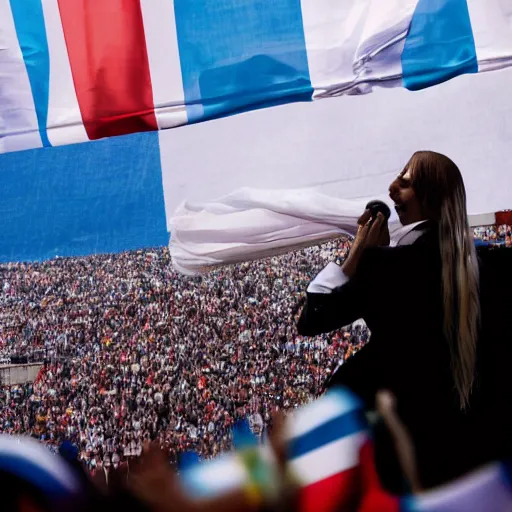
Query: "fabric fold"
169 187 400 275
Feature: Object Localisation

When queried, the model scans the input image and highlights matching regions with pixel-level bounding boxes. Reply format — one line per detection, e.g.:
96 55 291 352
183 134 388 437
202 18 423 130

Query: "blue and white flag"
2 0 512 153
1 0 512 264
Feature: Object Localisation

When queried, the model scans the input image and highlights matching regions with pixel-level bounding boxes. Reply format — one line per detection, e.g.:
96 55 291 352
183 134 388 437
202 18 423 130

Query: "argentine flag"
1 0 511 264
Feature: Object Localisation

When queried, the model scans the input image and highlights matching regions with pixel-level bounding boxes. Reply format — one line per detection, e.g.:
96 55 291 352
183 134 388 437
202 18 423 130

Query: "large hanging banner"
1 1 511 265
2 0 512 153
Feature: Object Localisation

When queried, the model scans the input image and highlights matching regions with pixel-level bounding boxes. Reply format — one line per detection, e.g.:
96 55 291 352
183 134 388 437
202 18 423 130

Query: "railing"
0 363 43 386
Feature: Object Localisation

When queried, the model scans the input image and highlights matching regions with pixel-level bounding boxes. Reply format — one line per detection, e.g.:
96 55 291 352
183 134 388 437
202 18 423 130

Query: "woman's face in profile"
388 168 424 226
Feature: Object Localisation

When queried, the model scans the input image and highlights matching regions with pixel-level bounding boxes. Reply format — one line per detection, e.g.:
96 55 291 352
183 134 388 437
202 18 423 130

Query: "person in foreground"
298 150 512 491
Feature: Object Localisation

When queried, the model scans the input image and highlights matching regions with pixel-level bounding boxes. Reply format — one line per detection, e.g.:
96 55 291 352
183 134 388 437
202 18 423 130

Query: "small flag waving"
284 389 369 512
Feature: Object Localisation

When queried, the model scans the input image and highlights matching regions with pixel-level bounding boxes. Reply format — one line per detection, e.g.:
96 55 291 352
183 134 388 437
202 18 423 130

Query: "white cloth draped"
169 188 402 275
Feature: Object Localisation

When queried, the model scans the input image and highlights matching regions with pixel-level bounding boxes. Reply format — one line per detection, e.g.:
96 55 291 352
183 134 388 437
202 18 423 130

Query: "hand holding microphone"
354 200 391 249
342 200 391 278
365 200 391 226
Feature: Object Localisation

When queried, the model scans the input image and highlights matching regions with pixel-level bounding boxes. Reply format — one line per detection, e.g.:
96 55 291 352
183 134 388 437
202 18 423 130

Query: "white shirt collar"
390 220 429 247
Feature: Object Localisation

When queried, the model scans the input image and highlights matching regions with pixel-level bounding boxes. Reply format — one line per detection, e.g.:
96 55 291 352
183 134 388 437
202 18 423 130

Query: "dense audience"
0 240 369 471
473 224 512 246
1 224 507 474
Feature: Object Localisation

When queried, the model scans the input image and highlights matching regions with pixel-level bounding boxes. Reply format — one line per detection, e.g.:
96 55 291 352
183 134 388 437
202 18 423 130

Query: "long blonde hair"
408 151 480 410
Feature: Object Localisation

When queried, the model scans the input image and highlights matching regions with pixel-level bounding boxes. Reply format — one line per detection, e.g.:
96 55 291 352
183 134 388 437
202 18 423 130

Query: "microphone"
365 200 391 221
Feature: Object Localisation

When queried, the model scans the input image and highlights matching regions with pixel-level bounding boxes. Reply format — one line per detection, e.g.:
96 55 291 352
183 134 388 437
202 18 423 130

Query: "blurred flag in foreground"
179 387 512 511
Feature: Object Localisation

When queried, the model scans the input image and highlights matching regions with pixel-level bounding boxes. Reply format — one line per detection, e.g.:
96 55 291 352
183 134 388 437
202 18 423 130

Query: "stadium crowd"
1 224 507 475
473 224 512 246
0 240 369 471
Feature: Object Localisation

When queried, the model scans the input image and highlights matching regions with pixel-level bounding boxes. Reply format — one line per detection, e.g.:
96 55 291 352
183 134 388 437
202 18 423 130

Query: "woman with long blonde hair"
298 151 491 490
400 151 480 410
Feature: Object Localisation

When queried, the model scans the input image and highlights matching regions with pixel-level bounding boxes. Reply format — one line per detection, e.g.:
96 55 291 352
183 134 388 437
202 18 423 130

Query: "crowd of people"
1 223 507 474
473 224 512 246
0 239 370 471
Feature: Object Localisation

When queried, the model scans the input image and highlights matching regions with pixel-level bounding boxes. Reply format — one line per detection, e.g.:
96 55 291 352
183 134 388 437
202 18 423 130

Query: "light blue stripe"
0 132 169 262
9 0 52 147
174 0 313 124
402 0 478 91
399 496 416 511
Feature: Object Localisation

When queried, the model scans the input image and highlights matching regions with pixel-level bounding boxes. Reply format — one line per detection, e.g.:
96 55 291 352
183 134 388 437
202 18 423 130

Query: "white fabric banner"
165 69 512 274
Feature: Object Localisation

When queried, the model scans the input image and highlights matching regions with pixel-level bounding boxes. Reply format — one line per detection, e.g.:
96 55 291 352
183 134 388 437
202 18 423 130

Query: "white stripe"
41 0 89 147
182 454 248 496
415 463 512 511
289 432 367 486
140 0 188 130
285 390 361 440
0 0 42 153
0 435 81 492
353 0 418 85
300 0 418 98
355 0 418 62
300 0 368 96
467 0 512 73
159 130 177 226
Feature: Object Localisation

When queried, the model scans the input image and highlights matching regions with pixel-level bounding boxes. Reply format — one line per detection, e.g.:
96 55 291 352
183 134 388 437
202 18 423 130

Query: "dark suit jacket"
297 228 512 490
